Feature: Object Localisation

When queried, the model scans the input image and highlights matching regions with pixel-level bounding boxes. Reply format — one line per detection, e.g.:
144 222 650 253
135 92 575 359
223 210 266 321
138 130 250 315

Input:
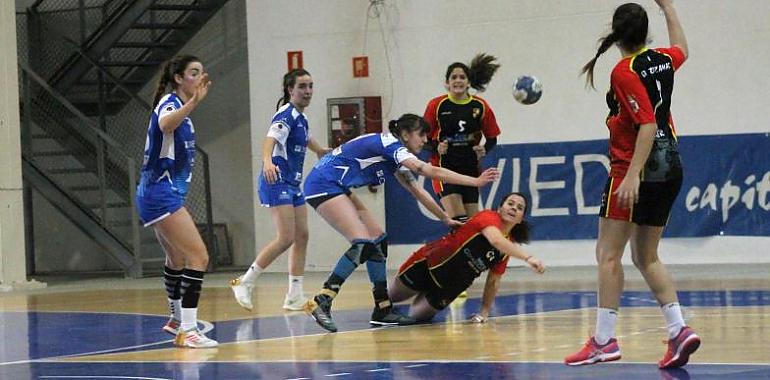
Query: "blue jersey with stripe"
311 133 416 189
267 103 310 186
138 93 196 196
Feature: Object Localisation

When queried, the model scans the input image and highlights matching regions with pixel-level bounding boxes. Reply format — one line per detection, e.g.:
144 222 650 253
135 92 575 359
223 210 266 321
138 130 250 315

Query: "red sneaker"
659 326 700 369
564 337 621 366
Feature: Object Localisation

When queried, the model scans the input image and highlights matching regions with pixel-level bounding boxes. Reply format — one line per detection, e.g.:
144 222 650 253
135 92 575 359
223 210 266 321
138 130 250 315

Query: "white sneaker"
230 276 254 310
283 293 308 311
162 316 180 336
174 328 218 348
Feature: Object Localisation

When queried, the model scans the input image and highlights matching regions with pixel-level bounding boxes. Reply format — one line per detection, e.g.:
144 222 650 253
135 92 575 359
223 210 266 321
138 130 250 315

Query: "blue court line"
1 361 769 380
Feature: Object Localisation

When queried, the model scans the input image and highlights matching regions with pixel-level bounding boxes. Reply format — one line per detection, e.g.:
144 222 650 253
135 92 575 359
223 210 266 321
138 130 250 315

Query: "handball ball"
512 75 542 105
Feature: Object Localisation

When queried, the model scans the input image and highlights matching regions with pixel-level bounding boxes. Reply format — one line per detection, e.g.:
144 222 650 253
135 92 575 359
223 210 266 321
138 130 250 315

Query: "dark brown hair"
276 68 311 110
445 53 500 92
152 54 201 107
581 3 648 89
387 113 430 138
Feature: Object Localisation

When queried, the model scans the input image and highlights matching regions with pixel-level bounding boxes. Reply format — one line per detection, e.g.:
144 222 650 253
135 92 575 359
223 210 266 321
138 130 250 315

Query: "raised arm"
400 157 498 188
655 0 688 57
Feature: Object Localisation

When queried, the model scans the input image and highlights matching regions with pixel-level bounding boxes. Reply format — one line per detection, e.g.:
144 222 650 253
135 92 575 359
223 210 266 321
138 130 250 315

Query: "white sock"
181 307 198 331
168 298 182 321
241 262 264 284
288 275 304 297
595 308 618 345
661 302 685 339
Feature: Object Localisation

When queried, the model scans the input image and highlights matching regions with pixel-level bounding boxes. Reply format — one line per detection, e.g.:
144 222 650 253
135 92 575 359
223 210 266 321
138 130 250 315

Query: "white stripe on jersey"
159 131 175 160
355 156 386 170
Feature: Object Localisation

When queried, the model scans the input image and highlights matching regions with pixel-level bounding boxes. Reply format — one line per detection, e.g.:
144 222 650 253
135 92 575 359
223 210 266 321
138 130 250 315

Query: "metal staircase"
16 0 229 277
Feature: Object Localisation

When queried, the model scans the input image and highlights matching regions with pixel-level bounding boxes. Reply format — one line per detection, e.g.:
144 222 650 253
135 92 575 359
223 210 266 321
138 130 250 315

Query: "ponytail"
581 32 618 90
467 53 500 92
152 68 171 108
582 3 649 90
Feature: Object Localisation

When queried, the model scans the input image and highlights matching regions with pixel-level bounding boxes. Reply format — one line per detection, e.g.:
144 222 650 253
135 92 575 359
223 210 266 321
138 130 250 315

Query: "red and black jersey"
423 94 500 175
400 210 511 291
605 46 686 179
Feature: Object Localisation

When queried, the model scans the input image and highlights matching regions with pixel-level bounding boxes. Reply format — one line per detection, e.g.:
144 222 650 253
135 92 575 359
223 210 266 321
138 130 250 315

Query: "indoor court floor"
1 264 768 379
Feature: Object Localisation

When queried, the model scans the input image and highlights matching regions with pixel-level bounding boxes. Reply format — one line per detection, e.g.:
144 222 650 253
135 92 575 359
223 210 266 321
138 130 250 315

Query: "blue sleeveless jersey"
306 133 416 192
137 93 196 196
265 103 310 186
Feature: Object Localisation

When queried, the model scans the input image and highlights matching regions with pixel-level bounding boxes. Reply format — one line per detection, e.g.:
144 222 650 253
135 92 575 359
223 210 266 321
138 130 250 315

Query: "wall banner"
385 133 770 244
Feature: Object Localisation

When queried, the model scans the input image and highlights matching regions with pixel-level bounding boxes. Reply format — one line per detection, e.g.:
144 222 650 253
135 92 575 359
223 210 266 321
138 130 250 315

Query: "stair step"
141 257 167 264
148 4 209 11
113 41 177 49
107 220 135 227
85 201 131 209
48 167 92 174
76 78 146 86
68 185 100 191
34 150 75 157
100 61 163 67
132 22 190 30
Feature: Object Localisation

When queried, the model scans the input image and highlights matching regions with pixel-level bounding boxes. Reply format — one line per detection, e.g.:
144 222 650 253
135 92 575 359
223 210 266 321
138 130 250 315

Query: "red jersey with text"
424 94 501 175
411 210 510 290
606 46 686 180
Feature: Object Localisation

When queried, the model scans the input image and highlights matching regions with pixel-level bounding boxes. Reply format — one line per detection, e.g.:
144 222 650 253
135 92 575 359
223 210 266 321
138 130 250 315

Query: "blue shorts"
258 175 305 208
136 181 185 227
303 169 349 205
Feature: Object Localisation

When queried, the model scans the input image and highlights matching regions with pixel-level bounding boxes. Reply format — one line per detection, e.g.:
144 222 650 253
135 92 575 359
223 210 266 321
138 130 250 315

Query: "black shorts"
436 183 479 204
397 260 466 310
599 175 682 226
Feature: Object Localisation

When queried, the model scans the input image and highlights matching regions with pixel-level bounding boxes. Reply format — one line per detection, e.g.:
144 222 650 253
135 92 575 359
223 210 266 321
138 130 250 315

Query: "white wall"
241 0 770 270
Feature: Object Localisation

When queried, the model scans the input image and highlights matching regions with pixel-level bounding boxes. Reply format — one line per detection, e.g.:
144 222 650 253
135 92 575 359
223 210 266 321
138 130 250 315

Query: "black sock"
180 269 205 308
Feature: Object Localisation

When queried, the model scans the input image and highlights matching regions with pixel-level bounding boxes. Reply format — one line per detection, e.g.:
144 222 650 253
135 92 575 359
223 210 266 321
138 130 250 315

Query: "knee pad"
344 241 385 264
374 233 388 258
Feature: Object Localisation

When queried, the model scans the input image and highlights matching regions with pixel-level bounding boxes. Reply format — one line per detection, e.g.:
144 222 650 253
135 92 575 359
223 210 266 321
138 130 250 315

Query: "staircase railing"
19 62 142 276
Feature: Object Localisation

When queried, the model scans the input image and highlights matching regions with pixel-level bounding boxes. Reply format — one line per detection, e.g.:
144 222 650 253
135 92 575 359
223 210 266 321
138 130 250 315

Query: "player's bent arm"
395 170 452 223
400 157 479 187
478 270 502 319
158 100 199 134
307 137 331 158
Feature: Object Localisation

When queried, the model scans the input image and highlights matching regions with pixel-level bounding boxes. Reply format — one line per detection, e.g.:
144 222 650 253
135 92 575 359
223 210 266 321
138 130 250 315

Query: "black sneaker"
370 306 416 326
305 294 337 332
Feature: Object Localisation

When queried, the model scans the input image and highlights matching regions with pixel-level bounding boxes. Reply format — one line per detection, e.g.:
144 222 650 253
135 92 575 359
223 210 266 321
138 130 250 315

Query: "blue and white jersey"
138 93 196 196
266 103 310 186
312 133 417 189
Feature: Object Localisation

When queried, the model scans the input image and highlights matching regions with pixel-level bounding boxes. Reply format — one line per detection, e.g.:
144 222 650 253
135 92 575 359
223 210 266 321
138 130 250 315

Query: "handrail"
19 62 133 157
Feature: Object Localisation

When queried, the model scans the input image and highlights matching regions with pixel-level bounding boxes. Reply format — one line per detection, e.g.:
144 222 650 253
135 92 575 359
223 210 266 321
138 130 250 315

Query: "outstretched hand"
475 168 500 187
191 72 212 104
526 256 546 274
